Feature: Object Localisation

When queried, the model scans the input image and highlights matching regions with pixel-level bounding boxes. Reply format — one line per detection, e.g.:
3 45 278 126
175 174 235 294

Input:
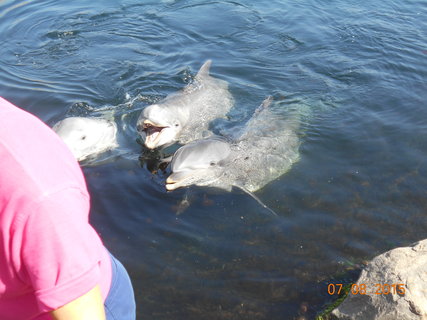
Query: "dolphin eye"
81 135 86 140
210 161 216 166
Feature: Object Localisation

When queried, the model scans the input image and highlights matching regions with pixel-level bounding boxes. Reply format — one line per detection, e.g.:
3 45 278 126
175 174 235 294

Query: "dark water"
1 0 427 319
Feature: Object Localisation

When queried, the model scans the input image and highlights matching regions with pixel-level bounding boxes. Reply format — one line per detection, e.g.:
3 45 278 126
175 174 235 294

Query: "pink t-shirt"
0 97 112 319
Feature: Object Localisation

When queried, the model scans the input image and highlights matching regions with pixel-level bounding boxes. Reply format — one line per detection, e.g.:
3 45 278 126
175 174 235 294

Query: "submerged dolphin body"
166 97 301 194
136 60 234 149
53 117 118 161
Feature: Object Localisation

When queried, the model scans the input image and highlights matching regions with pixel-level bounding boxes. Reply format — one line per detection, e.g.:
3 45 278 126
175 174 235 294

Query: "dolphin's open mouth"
143 120 167 135
143 120 168 148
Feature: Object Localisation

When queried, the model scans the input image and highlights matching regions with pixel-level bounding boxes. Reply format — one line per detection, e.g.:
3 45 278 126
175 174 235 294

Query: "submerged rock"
332 239 427 320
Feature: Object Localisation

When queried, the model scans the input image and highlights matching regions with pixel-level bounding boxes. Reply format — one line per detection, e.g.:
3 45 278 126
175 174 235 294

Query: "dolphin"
53 117 118 161
165 97 301 196
136 60 234 149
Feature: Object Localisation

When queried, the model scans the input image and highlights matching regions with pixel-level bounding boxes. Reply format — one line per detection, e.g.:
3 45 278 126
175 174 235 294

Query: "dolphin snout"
165 171 191 191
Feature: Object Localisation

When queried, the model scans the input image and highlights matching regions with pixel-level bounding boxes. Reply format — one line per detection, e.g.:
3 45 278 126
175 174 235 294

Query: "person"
0 97 136 320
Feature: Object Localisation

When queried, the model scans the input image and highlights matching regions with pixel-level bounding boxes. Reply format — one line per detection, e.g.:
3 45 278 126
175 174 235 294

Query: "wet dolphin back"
177 61 234 143
228 100 301 192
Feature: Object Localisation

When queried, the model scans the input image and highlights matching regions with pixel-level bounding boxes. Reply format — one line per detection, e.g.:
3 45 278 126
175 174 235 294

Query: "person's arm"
50 285 106 320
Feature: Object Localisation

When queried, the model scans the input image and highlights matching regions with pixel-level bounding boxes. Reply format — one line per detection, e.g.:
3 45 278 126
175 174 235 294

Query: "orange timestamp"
327 283 405 295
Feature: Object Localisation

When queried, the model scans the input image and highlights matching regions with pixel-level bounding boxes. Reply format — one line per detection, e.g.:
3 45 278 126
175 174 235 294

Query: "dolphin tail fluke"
196 60 212 80
236 185 278 217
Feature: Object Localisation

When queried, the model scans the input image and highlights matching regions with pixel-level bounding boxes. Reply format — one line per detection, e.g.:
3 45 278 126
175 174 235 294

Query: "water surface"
1 0 426 319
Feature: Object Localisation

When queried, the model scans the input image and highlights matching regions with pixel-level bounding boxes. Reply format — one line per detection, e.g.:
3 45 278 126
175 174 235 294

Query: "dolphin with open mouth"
165 97 301 205
136 60 234 149
53 117 118 162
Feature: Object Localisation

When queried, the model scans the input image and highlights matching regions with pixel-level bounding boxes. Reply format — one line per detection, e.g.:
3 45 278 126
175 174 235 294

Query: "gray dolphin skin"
53 117 118 161
166 97 301 193
136 60 234 149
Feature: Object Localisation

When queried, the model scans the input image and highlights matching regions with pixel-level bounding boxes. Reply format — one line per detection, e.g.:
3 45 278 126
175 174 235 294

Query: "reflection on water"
1 0 426 318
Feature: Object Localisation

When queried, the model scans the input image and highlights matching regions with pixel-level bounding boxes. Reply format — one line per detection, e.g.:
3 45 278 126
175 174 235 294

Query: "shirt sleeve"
18 187 105 312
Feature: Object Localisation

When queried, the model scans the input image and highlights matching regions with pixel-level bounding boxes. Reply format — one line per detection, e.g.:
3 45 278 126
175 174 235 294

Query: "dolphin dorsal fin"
195 60 212 80
254 96 273 115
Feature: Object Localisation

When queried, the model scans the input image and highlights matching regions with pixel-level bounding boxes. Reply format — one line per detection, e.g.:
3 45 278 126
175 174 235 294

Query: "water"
1 0 426 318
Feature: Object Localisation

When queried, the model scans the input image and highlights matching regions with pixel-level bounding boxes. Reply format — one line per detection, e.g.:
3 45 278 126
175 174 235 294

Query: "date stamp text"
327 283 405 296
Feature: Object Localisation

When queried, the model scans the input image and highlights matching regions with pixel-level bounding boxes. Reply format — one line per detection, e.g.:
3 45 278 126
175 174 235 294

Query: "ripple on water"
1 0 427 319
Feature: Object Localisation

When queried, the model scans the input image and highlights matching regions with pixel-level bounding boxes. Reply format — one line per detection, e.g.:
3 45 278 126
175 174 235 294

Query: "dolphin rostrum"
53 117 118 162
136 60 234 149
165 97 301 212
